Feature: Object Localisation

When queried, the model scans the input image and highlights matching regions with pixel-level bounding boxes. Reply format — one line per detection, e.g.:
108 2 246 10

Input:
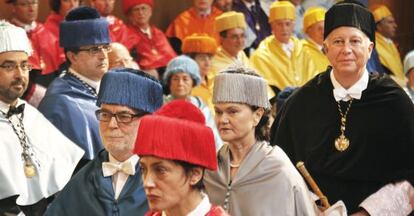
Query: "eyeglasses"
0 62 32 72
14 0 38 7
95 110 147 123
78 45 112 55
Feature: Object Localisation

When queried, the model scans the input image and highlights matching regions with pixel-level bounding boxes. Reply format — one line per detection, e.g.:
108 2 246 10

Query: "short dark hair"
49 0 82 13
63 47 80 66
49 0 61 13
250 106 270 142
174 160 205 191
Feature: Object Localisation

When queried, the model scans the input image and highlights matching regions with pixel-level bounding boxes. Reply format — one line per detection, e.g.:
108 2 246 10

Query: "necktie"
102 161 135 177
7 104 25 118
250 5 261 32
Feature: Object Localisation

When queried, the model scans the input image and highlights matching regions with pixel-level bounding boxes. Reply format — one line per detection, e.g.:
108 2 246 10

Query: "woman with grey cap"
163 55 222 151
203 65 319 216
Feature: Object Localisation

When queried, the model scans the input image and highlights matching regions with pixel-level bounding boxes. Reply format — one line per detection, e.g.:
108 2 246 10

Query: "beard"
0 79 28 103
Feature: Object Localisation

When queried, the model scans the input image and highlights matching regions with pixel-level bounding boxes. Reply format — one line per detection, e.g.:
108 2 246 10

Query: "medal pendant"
24 164 36 178
335 134 349 152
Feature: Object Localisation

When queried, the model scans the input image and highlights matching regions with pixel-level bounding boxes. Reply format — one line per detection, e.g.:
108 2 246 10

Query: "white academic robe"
0 99 84 205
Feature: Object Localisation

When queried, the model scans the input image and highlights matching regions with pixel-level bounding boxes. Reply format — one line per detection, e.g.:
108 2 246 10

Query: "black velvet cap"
324 2 376 43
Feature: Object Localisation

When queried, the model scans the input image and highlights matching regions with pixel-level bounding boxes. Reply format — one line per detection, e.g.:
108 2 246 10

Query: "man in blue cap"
38 6 111 170
44 68 163 215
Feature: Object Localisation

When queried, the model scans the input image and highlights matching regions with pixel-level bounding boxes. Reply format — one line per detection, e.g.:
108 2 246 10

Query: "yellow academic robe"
207 46 275 100
250 35 318 93
207 46 250 91
192 81 214 114
302 39 330 73
165 7 222 42
375 32 404 81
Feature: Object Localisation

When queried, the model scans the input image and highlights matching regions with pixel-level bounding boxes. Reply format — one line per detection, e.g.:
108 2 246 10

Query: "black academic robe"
271 68 414 213
44 150 148 216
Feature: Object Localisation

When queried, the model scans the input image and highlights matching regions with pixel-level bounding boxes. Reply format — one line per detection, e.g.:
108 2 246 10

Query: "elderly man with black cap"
44 68 163 215
38 7 112 169
0 20 84 216
271 1 414 215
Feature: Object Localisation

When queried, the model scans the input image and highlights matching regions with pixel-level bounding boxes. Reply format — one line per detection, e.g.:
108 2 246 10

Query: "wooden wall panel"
0 0 192 31
1 0 413 57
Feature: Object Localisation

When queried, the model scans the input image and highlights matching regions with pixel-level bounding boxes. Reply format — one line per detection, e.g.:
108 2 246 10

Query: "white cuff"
359 181 413 216
320 200 347 216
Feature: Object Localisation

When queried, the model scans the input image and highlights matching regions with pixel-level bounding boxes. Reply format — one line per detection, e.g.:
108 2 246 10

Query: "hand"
409 184 414 209
350 209 370 216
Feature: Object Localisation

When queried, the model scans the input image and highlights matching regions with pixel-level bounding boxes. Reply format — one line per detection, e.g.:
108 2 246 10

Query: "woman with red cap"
134 100 229 216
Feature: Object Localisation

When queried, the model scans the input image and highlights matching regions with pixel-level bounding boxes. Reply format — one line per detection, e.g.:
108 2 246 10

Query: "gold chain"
335 99 353 151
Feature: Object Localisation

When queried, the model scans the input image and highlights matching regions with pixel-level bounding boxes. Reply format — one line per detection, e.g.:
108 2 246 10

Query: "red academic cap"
134 100 217 170
122 0 153 15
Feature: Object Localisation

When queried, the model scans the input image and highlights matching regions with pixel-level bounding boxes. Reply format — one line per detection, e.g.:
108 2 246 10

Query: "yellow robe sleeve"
301 39 330 74
250 35 319 94
375 32 405 82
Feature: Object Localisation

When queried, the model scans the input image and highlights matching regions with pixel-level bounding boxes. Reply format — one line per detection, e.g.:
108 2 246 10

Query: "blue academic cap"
97 68 163 113
60 7 111 48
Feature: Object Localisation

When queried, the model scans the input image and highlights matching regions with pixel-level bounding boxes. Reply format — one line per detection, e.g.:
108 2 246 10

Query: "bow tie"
102 161 135 177
333 88 362 102
7 104 25 118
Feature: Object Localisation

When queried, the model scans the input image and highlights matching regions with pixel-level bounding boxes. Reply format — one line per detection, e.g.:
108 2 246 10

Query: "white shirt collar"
330 69 369 101
383 36 393 44
140 27 152 39
197 8 212 18
242 0 256 8
161 193 211 216
0 98 24 115
108 153 139 165
282 40 294 58
106 16 115 25
10 18 36 32
68 67 100 91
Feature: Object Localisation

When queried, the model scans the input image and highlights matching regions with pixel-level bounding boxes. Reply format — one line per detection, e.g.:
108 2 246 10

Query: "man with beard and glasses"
44 68 163 216
0 20 83 216
6 0 66 106
38 7 111 171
